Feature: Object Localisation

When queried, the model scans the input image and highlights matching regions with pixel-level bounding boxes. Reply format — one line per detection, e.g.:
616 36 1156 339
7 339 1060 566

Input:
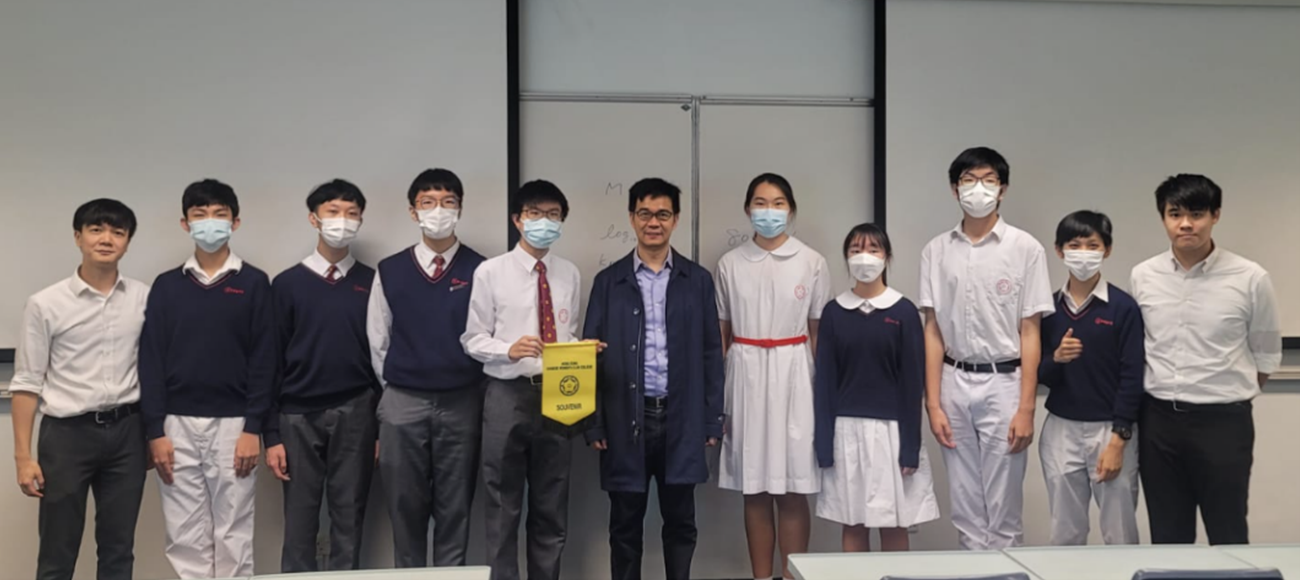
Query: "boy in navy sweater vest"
1038 210 1144 546
140 180 273 579
366 169 486 567
264 180 379 572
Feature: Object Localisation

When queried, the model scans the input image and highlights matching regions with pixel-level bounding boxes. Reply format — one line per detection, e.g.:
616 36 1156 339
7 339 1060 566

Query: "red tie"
325 265 339 283
432 255 446 279
536 261 557 343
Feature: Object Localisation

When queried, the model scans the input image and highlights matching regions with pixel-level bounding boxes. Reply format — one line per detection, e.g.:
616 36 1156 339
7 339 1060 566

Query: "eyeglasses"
958 173 1002 188
415 197 460 210
523 207 564 221
634 209 675 223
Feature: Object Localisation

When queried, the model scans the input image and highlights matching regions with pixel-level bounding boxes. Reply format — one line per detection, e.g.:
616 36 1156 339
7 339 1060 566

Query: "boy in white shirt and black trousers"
919 147 1055 551
1130 174 1281 545
11 199 150 580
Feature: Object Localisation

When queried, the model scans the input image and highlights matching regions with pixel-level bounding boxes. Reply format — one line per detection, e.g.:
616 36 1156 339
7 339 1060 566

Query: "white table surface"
1005 545 1257 580
253 566 491 580
1218 544 1300 578
790 550 1038 580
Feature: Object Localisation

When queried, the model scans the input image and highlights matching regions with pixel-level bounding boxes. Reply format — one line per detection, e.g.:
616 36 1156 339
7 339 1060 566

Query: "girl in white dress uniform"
813 223 939 552
715 173 831 580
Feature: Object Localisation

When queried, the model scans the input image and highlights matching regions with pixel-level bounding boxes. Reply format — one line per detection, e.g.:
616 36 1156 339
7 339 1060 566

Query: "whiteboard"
0 0 509 349
885 0 1300 336
698 105 875 299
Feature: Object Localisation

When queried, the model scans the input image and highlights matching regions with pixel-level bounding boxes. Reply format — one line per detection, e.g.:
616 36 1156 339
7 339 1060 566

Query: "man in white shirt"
462 180 582 580
919 147 1055 550
1130 174 1282 545
11 199 150 580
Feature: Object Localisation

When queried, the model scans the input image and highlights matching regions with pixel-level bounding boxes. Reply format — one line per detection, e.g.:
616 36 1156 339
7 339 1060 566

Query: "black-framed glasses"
958 173 1002 188
634 209 675 223
523 207 564 221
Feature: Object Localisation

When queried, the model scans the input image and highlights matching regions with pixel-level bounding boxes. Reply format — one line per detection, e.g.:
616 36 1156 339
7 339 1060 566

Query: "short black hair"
744 173 797 212
511 179 570 219
74 198 138 239
182 179 239 218
1155 174 1221 215
627 178 681 214
948 146 1010 185
306 179 367 213
407 168 464 206
842 222 893 284
1055 210 1113 248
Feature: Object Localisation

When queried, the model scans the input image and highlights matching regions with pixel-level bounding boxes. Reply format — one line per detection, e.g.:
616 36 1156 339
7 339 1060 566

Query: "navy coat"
582 249 725 492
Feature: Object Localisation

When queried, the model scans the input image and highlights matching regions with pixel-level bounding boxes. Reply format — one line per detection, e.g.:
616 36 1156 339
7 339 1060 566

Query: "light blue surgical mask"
522 217 563 249
189 218 232 253
750 208 789 239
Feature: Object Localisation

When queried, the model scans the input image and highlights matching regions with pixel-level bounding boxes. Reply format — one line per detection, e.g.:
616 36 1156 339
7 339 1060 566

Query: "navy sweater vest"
1038 284 1145 428
378 245 485 392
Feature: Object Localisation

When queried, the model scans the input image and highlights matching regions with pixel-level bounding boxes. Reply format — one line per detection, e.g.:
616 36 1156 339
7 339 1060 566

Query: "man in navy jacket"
583 177 725 580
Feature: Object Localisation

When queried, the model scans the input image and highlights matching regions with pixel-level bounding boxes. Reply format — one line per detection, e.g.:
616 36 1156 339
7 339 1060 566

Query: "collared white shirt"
301 250 356 279
367 240 460 386
1060 276 1110 315
461 244 582 380
183 251 243 286
918 217 1055 362
1130 246 1282 404
9 270 149 417
835 286 904 315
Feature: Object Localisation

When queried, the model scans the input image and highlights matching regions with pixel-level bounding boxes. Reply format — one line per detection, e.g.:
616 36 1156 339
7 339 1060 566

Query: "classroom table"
1218 545 1300 579
253 566 491 580
789 550 1039 580
1005 545 1259 580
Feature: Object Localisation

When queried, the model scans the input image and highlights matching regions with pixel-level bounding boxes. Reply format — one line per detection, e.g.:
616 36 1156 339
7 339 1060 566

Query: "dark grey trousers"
279 388 379 572
481 377 573 580
37 410 147 580
379 384 484 567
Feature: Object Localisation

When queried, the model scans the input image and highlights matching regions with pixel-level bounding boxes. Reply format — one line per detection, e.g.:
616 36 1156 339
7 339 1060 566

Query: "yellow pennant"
541 341 597 426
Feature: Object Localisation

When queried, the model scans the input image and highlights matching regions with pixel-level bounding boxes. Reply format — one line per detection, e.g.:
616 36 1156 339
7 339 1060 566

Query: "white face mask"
317 216 361 249
958 182 1000 218
417 207 458 240
1063 249 1105 281
848 252 886 284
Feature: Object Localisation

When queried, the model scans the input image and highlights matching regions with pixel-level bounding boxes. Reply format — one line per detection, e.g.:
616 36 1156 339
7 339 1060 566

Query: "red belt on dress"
732 335 808 348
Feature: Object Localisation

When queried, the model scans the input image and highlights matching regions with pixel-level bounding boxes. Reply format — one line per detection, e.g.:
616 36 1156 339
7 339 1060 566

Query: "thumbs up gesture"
1054 328 1083 364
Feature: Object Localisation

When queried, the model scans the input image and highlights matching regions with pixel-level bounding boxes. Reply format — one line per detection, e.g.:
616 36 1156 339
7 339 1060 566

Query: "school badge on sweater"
541 342 597 429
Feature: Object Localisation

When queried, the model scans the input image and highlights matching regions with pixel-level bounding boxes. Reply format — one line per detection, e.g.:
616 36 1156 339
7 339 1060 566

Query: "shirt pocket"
984 272 1024 309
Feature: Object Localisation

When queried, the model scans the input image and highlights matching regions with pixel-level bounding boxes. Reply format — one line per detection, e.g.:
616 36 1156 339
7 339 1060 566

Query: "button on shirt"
9 271 149 417
462 245 582 380
634 250 672 398
918 218 1055 362
183 251 243 286
1130 247 1281 404
367 241 459 386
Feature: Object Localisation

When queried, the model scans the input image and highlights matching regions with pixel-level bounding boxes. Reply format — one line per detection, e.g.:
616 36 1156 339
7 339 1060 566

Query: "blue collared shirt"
633 250 672 398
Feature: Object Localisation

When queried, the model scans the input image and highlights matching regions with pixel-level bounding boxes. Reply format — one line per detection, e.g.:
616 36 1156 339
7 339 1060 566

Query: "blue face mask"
750 208 789 239
189 218 232 253
522 217 563 249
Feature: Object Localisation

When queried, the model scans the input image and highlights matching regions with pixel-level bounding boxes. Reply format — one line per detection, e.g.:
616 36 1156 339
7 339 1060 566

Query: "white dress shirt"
301 250 356 278
367 241 460 386
1060 276 1110 315
183 251 244 286
1130 246 1282 404
10 271 150 417
461 245 582 380
918 218 1055 362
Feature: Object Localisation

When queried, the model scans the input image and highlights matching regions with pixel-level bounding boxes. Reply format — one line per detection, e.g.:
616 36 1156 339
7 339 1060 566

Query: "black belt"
509 375 544 387
1145 394 1252 414
944 356 1022 374
644 396 667 410
51 404 140 426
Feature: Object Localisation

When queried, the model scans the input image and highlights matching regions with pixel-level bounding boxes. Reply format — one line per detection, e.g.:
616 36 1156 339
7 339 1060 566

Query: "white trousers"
1039 413 1140 545
939 365 1027 551
157 416 257 579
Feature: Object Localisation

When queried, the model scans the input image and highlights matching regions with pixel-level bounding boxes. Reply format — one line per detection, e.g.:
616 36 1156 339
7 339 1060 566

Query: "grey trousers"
280 388 379 572
1039 413 1140 545
379 384 484 567
481 378 573 580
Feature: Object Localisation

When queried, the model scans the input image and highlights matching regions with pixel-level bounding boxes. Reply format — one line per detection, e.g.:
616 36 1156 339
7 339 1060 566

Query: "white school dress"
716 236 831 495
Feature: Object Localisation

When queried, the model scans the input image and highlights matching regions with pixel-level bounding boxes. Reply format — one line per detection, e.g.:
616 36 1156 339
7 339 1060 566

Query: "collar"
67 268 125 297
1167 243 1220 273
183 251 243 278
633 248 674 274
835 286 903 312
415 239 460 269
736 235 804 262
511 243 552 273
950 216 1008 245
301 250 356 278
1059 276 1110 306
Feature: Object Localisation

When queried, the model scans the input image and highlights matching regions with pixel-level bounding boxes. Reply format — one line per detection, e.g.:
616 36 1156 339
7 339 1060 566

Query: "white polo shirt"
1130 246 1282 404
918 217 1055 363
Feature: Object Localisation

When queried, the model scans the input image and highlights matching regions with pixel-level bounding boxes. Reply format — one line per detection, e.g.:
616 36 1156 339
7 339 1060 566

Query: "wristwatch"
1111 424 1133 441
